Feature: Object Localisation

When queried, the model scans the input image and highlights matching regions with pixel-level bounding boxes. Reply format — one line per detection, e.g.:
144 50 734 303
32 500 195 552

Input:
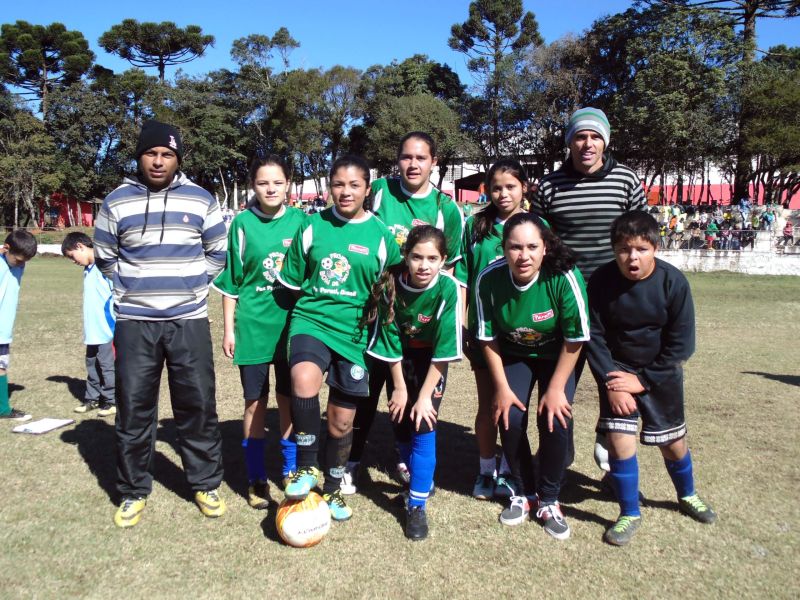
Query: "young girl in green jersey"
276 155 402 521
455 158 529 501
367 225 462 540
212 155 305 509
475 213 589 540
344 132 463 495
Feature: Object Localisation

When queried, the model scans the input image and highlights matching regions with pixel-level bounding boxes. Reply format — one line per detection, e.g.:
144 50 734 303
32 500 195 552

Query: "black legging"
499 357 576 503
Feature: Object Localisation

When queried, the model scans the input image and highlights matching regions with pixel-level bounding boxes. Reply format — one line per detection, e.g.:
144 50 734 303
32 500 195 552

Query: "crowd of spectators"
651 199 797 251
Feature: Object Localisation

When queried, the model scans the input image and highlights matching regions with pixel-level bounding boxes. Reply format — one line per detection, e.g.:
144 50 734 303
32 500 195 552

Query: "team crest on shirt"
320 253 351 286
508 327 543 346
532 309 554 323
262 252 285 283
402 323 422 337
388 224 410 247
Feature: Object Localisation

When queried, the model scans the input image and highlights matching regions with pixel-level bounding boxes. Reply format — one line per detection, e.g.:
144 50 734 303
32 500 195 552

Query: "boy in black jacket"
587 211 716 546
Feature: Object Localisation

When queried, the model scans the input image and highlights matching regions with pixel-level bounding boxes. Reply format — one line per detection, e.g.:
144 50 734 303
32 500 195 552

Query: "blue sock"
280 436 297 477
609 455 641 517
397 441 412 467
408 431 436 509
664 451 695 498
242 437 266 483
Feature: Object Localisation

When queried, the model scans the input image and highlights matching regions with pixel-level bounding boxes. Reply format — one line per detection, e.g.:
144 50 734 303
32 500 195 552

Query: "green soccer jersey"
371 177 464 266
277 207 402 368
474 259 590 360
211 205 306 365
368 272 463 363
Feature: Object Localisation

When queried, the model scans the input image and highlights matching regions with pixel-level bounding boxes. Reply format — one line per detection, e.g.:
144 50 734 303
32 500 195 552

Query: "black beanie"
135 120 184 162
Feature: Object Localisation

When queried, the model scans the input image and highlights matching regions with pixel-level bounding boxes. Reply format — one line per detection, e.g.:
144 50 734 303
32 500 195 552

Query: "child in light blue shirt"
62 233 116 417
0 230 38 421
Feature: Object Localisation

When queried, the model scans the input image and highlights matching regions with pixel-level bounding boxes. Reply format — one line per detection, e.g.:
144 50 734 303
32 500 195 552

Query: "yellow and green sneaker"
195 488 226 518
114 496 147 528
679 493 717 524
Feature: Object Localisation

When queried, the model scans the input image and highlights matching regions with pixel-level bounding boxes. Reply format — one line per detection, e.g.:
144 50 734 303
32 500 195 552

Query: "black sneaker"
405 506 428 541
535 499 571 540
0 407 32 422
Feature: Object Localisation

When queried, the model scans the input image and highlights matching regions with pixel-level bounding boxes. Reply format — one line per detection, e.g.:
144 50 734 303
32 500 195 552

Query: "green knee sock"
0 374 9 415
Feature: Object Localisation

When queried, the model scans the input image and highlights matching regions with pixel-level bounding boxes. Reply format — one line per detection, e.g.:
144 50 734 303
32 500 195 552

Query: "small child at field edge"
62 232 116 417
587 211 716 546
0 230 38 422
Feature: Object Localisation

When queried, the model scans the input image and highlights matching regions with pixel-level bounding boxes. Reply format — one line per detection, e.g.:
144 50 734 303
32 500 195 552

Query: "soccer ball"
276 492 331 548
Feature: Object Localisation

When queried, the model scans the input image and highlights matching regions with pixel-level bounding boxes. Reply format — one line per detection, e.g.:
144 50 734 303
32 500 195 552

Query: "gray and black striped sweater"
532 153 645 280
94 173 228 321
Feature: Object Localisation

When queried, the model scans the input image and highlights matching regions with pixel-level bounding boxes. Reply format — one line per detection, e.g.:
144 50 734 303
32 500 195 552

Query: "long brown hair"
472 158 530 243
362 225 447 327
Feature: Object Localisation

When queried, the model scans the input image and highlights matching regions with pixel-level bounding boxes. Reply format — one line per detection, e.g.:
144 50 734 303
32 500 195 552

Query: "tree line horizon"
1 0 798 226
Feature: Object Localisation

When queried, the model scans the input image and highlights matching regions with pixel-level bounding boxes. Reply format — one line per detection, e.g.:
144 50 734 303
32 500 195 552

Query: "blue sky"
2 0 798 85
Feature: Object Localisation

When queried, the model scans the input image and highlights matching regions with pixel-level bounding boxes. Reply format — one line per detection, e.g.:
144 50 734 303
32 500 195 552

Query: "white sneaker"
395 462 411 486
340 462 359 495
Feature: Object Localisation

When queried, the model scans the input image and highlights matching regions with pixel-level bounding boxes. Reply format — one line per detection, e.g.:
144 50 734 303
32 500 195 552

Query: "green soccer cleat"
679 493 717 524
195 488 226 518
472 474 495 500
604 515 642 546
323 489 353 521
284 466 321 500
114 496 147 528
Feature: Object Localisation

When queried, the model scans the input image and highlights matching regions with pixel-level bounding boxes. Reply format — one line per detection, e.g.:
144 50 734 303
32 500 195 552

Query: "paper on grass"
12 418 75 434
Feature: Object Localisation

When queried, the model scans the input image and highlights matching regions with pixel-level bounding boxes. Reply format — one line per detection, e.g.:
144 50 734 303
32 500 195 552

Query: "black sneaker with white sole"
535 499 570 540
0 407 32 422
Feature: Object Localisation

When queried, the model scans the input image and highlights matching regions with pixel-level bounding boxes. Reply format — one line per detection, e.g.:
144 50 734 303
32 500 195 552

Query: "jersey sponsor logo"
417 313 431 324
282 238 292 247
262 252 286 283
532 309 554 322
412 219 429 227
319 253 351 287
508 327 543 346
350 365 365 381
348 243 369 255
388 224 410 247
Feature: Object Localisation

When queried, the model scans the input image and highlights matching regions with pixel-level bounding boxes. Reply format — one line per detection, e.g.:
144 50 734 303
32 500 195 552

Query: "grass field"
1 257 798 599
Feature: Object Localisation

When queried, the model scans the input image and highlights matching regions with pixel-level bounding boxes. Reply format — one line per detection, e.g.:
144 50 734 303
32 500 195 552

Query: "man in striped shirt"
532 107 646 474
532 107 646 279
94 120 228 528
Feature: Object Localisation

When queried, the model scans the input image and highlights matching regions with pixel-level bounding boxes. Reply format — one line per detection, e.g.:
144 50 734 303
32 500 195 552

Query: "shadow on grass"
742 371 800 387
8 382 24 397
60 417 216 505
47 375 85 401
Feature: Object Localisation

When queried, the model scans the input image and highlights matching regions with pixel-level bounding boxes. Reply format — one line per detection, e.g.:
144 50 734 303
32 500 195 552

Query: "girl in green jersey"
367 226 462 540
277 155 401 521
476 213 589 540
213 155 304 510
344 132 463 495
456 159 529 501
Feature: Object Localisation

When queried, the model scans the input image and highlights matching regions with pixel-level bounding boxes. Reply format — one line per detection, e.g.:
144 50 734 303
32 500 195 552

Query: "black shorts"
386 347 448 437
595 365 687 446
288 334 370 398
238 360 290 401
